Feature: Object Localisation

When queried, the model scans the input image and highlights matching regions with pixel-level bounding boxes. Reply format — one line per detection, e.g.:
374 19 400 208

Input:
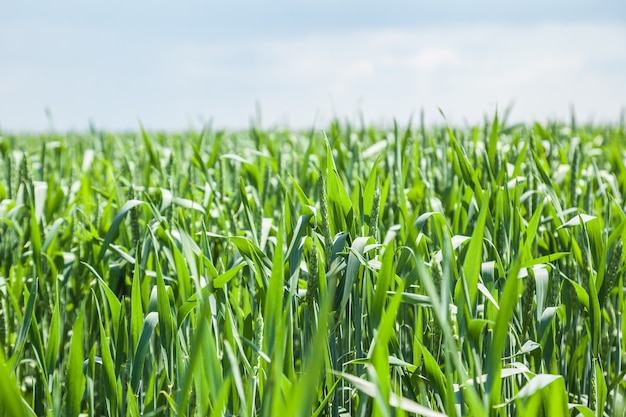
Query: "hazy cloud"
0 11 624 131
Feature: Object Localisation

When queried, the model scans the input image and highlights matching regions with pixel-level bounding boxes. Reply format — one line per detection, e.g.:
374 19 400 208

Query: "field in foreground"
0 118 625 416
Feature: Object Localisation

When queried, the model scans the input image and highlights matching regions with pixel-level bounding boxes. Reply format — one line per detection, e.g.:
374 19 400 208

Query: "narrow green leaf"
155 255 174 352
130 311 159 393
371 244 396 328
336 236 372 317
325 135 353 233
264 216 284 357
557 213 597 229
213 262 246 288
66 308 85 417
487 111 499 174
518 252 569 270
486 257 522 410
130 256 143 351
98 320 119 416
224 341 248 413
336 371 447 417
85 262 122 329
45 280 62 378
517 374 569 415
0 348 31 416
97 199 145 263
140 124 162 174
12 277 38 369
464 195 490 306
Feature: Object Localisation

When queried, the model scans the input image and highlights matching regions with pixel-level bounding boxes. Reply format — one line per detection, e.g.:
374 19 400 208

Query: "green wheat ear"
253 313 264 375
521 270 536 337
128 186 140 249
306 241 319 306
570 143 580 207
5 150 12 199
318 173 332 265
18 152 31 205
601 238 623 306
369 184 380 240
0 300 6 349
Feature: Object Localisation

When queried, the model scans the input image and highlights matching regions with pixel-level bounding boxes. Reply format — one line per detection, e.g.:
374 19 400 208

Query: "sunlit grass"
0 116 625 416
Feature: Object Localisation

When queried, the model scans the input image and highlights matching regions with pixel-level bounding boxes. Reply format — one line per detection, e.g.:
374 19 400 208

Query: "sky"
1 1 625 132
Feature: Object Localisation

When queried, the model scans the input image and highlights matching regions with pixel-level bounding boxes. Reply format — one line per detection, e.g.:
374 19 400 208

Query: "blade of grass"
66 307 85 417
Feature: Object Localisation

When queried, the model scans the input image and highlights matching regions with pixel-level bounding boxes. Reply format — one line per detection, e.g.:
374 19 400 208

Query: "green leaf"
45 280 62 378
464 194 490 307
371 244 396 328
177 262 246 325
521 198 546 261
325 135 353 234
97 199 145 263
11 277 38 370
568 404 596 417
388 291 431 307
223 341 248 413
486 257 522 410
130 311 159 393
85 262 122 330
446 126 484 205
264 210 290 416
336 371 447 417
517 374 569 415
487 111 499 175
155 254 175 352
130 256 144 352
140 124 162 174
98 320 119 416
336 236 372 318
557 213 597 229
518 252 569 270
0 348 32 416
66 307 85 417
213 262 246 288
171 197 206 214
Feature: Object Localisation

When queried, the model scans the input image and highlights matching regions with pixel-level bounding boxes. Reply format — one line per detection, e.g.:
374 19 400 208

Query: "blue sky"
1 1 625 131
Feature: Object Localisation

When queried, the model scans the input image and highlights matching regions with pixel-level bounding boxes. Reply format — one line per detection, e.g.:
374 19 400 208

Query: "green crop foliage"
0 115 625 416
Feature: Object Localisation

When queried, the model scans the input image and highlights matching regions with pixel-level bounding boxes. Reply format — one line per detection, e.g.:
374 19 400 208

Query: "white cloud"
409 48 461 72
0 22 624 131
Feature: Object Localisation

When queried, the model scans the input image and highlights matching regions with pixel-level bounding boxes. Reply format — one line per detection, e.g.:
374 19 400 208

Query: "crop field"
0 116 625 416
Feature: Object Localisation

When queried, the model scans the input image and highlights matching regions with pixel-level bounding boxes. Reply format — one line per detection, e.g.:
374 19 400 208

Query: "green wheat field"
1 114 625 416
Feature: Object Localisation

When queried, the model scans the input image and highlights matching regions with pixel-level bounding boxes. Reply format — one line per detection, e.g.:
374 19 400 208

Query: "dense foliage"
0 117 625 416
